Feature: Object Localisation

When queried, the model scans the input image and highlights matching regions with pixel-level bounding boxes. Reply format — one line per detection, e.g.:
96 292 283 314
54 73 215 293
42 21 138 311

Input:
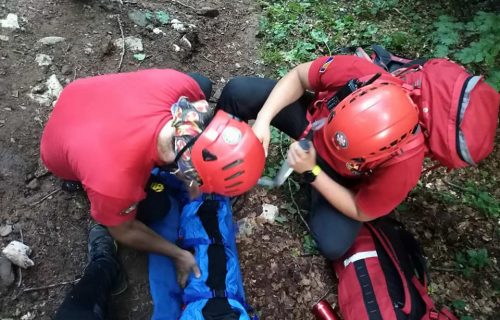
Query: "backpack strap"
411 277 458 320
371 44 427 73
366 223 413 314
177 237 227 249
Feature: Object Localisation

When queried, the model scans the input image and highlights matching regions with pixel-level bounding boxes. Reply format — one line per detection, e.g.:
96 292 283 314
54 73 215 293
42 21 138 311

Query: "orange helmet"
190 110 265 196
322 81 419 172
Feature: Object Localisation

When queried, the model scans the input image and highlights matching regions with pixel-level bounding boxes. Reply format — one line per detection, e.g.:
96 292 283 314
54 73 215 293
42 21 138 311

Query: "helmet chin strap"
173 135 199 163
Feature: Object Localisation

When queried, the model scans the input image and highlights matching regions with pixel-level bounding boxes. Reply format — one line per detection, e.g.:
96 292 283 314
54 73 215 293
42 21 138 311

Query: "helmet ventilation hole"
225 181 243 188
222 159 243 170
224 171 244 181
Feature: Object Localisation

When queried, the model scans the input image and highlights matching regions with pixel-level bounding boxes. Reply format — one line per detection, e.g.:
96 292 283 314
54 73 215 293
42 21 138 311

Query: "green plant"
448 181 499 218
451 299 466 311
433 11 500 90
258 0 437 76
455 248 490 278
302 234 319 255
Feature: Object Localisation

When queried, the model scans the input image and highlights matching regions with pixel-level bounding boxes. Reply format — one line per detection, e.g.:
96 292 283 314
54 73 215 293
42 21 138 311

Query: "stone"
29 74 63 107
21 313 35 320
180 35 192 50
113 36 143 52
0 257 15 288
152 28 165 35
61 65 72 75
0 224 13 237
0 35 9 41
0 13 19 29
171 19 186 32
258 204 279 223
35 54 52 66
2 240 34 269
197 7 219 18
37 36 66 45
26 178 40 190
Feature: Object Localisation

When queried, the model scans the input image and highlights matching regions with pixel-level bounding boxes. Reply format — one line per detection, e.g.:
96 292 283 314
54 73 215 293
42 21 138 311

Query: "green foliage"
415 180 499 218
446 181 500 218
258 0 437 76
461 183 499 218
259 0 498 90
127 9 170 28
302 234 319 255
432 11 500 90
455 248 490 278
451 299 466 311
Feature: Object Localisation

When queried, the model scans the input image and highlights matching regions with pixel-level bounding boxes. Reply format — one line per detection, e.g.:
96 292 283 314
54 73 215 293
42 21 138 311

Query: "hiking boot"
87 224 128 296
62 180 83 192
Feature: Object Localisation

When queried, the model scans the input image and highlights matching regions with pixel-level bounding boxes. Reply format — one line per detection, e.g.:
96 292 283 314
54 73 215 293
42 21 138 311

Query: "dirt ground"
0 0 498 319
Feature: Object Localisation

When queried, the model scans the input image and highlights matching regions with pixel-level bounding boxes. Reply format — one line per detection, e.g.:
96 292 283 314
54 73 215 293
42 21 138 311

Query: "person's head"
172 97 265 196
322 81 419 173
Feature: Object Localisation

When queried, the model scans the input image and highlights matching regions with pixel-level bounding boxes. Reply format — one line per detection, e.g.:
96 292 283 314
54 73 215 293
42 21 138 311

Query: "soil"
0 0 498 320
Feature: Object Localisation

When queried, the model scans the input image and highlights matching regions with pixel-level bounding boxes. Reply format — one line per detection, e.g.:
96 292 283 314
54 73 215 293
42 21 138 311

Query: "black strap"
174 135 200 163
197 200 241 319
354 260 383 320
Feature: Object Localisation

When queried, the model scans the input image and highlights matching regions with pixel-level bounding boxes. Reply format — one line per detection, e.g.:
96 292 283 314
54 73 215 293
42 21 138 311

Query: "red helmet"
191 110 265 196
322 81 419 172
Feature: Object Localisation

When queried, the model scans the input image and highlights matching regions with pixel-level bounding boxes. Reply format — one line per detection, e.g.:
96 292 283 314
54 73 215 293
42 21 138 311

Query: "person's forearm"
256 63 312 124
108 220 183 258
311 172 374 222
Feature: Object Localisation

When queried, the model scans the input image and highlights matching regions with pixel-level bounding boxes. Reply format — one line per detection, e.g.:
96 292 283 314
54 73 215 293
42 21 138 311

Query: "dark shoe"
87 224 128 295
62 180 83 192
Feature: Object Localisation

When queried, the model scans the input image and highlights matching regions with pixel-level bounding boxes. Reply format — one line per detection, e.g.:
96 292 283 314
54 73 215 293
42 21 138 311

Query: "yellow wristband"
311 165 321 176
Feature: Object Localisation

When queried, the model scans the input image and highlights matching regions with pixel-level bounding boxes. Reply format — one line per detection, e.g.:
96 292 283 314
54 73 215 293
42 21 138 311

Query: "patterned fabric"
172 97 213 184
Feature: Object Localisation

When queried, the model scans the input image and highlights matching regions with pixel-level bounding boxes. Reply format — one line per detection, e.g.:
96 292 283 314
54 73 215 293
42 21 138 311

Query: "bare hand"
287 141 316 173
252 119 271 157
174 249 201 288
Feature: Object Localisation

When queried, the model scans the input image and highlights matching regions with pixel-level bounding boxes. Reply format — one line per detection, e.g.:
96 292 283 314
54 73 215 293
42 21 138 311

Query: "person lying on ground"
40 69 264 287
217 55 423 261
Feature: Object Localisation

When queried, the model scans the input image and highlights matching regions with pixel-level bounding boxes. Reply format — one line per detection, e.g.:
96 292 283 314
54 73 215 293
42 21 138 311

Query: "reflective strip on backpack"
457 76 481 165
344 250 378 267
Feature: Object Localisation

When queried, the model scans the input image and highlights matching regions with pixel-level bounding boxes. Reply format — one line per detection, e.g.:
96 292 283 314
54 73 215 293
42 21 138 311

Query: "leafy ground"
0 0 498 319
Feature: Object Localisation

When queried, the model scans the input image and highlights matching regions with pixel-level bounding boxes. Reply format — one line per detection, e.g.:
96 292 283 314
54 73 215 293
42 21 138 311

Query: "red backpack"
334 218 458 320
358 45 500 170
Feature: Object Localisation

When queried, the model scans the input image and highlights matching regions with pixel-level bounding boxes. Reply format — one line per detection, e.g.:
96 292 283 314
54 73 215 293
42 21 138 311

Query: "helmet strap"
173 134 200 163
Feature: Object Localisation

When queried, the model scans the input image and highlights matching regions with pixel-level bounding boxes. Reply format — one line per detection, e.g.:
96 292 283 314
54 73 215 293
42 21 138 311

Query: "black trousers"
218 76 362 260
54 259 117 320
